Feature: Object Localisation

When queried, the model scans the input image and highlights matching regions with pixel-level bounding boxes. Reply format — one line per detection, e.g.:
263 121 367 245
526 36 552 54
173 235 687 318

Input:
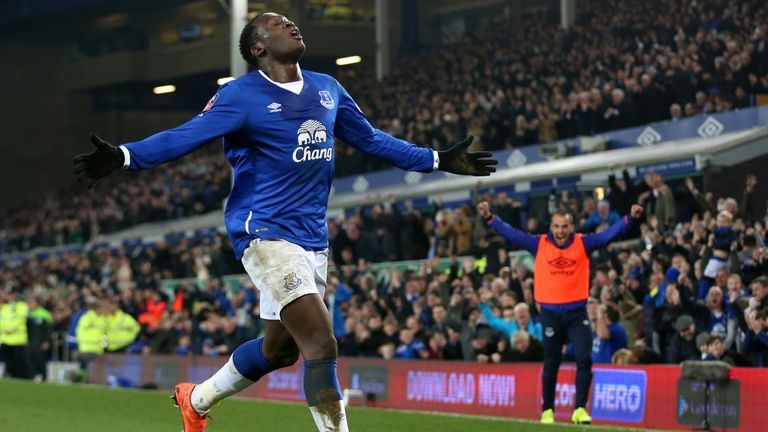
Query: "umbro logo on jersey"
548 256 576 270
267 102 282 113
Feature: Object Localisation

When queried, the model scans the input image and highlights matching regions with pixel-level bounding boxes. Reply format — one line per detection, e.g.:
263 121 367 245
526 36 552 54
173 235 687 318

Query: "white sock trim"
309 400 349 432
190 356 254 414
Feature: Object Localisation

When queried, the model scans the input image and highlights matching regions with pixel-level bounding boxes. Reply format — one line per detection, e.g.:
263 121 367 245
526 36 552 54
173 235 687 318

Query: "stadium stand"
2 0 766 254
336 0 768 175
2 169 766 370
1 0 767 387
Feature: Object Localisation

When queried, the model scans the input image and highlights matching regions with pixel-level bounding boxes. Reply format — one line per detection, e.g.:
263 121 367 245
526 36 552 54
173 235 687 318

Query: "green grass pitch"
0 379 660 431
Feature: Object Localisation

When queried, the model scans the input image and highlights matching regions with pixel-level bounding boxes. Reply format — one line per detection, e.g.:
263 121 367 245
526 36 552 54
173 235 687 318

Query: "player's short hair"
239 13 270 67
550 209 573 223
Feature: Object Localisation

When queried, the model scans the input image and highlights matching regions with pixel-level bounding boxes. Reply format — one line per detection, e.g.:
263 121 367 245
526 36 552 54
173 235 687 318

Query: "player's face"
550 214 573 246
259 14 306 62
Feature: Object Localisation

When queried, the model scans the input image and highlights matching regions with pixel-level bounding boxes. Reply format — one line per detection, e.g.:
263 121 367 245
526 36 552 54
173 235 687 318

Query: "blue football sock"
232 337 276 381
303 357 342 407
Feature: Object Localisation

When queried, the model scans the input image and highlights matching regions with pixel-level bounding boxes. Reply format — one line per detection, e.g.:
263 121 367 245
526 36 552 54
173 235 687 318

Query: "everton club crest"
318 90 335 109
284 272 302 290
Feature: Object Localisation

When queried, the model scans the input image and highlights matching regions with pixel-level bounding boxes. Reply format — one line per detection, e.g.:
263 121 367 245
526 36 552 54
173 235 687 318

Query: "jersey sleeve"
120 83 246 170
333 81 435 172
487 215 540 254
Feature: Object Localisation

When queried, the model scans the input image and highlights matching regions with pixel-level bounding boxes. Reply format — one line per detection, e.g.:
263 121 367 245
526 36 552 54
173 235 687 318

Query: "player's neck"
259 61 302 83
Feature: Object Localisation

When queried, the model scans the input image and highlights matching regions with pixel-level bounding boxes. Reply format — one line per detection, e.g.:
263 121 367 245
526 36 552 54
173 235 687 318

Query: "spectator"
696 332 711 360
733 277 768 334
744 307 768 366
666 314 700 364
497 330 543 362
698 286 737 352
604 89 636 131
26 295 52 382
607 168 637 216
582 200 621 233
393 328 428 359
425 331 447 359
479 294 542 342
669 104 683 121
593 303 628 364
698 211 738 299
703 334 737 365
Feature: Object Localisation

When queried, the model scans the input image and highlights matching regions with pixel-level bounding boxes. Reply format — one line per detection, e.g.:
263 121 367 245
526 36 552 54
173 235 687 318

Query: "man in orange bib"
478 201 643 424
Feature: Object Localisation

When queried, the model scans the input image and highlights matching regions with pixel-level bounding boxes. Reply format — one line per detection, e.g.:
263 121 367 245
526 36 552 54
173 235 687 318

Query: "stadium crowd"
0 146 231 254
2 169 767 381
335 0 768 175
2 0 768 253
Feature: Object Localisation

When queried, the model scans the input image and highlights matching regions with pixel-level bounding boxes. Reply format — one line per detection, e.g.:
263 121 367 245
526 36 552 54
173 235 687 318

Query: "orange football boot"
172 383 211 432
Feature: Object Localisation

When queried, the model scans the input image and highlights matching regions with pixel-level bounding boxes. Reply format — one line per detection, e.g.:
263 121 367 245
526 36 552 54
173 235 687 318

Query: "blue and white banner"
636 158 697 177
590 368 648 423
333 145 548 195
334 106 767 197
608 105 768 149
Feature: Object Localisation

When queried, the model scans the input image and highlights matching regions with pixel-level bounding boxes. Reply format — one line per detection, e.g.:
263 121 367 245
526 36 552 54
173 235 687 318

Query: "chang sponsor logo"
293 119 333 162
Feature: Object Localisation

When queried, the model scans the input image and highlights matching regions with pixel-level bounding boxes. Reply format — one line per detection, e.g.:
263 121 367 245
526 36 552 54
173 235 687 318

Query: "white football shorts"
241 238 328 321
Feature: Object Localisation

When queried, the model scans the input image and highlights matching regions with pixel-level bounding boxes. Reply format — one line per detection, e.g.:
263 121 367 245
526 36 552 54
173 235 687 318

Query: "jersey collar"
257 65 304 95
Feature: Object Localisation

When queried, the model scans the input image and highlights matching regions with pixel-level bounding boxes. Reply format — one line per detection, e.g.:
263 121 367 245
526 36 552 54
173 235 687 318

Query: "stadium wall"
90 354 767 431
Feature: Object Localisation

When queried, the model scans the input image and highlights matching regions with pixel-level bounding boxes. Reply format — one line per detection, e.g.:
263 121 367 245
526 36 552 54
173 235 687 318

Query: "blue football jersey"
120 69 436 259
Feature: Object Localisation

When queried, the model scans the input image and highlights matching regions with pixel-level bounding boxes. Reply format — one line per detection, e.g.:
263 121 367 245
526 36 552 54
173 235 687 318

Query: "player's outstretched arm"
72 134 124 189
437 135 497 176
477 201 539 254
73 84 244 188
334 81 498 174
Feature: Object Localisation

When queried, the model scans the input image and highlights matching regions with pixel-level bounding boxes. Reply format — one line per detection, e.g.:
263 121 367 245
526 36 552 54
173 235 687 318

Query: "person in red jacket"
478 201 642 424
138 290 167 329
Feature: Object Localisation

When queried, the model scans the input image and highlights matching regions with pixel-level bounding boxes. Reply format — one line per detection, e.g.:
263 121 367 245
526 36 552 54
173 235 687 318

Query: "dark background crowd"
2 168 767 376
2 0 768 254
0 145 231 255
335 0 768 175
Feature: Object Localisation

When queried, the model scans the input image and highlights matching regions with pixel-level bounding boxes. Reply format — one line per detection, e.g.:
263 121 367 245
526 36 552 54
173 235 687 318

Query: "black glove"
437 136 498 176
72 134 124 188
